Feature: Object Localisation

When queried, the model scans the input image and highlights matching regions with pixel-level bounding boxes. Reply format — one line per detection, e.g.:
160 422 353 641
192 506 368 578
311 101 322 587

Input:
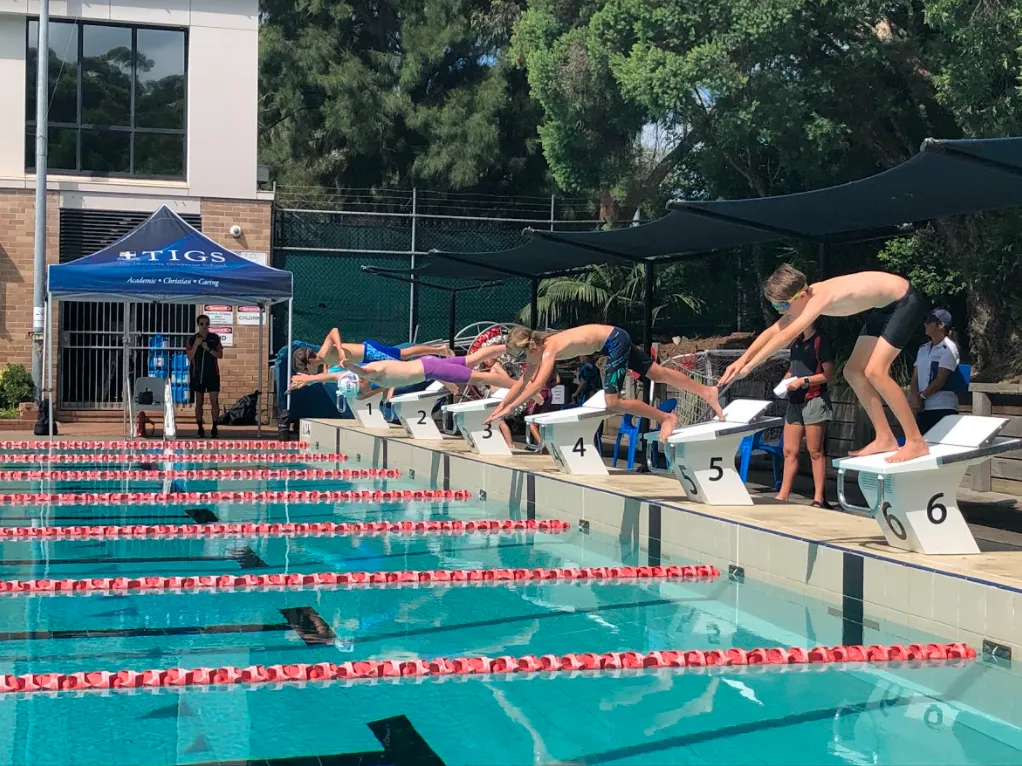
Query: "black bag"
217 391 260 426
34 399 57 436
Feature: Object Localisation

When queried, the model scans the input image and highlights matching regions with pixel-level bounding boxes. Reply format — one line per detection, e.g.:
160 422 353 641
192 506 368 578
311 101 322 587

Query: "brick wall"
0 190 60 384
199 199 274 422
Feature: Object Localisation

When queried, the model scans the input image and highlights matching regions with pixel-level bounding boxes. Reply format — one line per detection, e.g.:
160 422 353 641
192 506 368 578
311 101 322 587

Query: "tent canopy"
427 136 1022 279
47 205 293 304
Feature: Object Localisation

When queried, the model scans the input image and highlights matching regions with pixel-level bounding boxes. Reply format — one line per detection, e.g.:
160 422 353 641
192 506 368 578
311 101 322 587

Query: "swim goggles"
771 286 807 313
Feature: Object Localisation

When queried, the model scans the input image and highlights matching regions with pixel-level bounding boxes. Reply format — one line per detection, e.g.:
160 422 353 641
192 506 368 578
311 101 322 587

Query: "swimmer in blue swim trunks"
312 328 452 368
486 325 723 442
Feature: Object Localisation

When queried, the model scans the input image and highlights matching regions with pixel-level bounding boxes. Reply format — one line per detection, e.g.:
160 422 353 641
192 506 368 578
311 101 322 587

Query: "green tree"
259 0 550 194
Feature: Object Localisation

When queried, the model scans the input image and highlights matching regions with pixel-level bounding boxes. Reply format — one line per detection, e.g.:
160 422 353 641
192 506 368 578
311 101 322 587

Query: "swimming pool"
0 445 1019 765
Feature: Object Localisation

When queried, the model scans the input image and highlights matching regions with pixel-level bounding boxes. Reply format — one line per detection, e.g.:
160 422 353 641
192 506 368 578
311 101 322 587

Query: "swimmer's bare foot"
886 438 929 463
659 413 678 442
704 386 724 420
848 438 898 458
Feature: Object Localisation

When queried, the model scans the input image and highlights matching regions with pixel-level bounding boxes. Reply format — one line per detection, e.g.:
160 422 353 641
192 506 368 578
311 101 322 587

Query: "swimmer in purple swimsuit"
289 345 513 392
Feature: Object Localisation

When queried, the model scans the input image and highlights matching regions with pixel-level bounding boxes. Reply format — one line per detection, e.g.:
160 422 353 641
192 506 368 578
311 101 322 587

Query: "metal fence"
270 189 602 350
59 301 195 411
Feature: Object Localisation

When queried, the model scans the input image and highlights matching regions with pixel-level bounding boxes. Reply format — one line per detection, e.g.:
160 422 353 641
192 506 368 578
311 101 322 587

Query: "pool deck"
305 417 1022 666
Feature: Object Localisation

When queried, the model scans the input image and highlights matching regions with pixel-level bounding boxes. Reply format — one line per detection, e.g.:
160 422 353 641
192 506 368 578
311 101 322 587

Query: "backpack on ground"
217 391 260 426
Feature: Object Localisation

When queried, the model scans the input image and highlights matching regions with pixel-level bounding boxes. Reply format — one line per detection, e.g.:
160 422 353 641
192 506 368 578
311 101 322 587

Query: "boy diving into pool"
484 325 724 443
288 345 514 392
312 327 452 366
719 265 929 463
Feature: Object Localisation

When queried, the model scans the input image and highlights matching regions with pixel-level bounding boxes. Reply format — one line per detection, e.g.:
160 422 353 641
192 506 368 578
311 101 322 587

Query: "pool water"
0 452 1019 765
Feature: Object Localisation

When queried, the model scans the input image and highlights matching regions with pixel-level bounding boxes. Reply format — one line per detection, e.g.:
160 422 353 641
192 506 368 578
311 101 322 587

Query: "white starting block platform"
834 415 1021 555
342 388 390 430
389 382 450 440
442 389 511 456
645 399 783 506
526 391 608 475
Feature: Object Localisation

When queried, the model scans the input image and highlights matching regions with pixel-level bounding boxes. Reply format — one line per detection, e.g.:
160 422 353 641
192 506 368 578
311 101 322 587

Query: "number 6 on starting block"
645 399 783 506
834 415 1021 555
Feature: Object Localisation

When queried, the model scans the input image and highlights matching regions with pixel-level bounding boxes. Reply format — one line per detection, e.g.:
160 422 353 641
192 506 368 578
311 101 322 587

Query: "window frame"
25 17 189 181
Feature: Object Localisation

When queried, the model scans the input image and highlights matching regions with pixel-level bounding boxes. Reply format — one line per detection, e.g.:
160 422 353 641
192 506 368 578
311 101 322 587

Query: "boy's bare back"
544 325 615 360
808 272 910 318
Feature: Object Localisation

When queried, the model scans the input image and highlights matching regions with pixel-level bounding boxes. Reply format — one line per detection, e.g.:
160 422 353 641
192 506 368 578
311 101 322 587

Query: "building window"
26 20 186 179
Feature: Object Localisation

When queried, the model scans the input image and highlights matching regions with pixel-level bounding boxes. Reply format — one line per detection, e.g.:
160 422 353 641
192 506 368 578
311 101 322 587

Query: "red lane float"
0 439 308 451
0 643 975 696
0 467 399 482
0 518 571 541
0 563 720 597
0 452 346 466
0 488 471 507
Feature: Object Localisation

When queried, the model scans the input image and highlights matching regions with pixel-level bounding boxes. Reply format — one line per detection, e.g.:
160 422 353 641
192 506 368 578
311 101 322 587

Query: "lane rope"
0 468 398 482
0 518 570 541
0 564 720 597
0 452 347 466
0 643 975 695
0 440 308 451
0 488 472 506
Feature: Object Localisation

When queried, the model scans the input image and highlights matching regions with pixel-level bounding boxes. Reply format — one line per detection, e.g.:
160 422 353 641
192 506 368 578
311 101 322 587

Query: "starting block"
834 414 1020 555
442 389 511 456
389 382 450 440
646 399 782 506
342 388 390 430
526 391 608 475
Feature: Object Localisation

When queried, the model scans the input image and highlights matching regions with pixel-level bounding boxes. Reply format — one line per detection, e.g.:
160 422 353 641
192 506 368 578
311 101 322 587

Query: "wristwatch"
803 377 810 388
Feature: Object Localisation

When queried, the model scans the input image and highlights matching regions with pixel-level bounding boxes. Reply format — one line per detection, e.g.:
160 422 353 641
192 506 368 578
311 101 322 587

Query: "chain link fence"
271 188 602 350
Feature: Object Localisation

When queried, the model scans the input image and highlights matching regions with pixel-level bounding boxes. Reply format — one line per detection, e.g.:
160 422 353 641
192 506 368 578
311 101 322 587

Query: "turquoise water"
0 455 1019 765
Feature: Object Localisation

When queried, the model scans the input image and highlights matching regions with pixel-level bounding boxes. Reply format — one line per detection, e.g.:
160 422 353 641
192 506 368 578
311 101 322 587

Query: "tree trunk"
599 188 619 225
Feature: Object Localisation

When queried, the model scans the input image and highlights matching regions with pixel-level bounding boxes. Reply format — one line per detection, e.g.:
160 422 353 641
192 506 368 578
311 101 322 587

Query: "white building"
0 1 272 413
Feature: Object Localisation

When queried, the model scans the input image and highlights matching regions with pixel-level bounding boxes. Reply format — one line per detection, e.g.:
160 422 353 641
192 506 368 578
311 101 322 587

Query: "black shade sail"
428 136 1022 279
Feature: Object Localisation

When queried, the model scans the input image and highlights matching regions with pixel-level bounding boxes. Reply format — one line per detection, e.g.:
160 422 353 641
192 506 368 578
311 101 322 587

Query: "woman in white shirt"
910 308 961 434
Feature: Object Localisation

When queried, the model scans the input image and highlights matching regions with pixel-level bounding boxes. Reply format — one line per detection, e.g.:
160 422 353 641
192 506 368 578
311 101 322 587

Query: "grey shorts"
785 396 833 426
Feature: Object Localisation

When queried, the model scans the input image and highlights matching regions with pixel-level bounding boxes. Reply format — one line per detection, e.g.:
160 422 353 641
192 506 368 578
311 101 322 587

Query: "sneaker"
197 424 206 438
211 425 219 438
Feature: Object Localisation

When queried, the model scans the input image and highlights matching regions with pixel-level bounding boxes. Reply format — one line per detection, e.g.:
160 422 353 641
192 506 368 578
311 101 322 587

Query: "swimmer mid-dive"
289 346 513 392
485 325 724 443
312 327 452 366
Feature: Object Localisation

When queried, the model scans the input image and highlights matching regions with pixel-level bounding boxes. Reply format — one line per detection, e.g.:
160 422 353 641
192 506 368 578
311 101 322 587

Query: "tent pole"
45 293 53 438
122 302 131 438
285 299 293 427
257 302 264 437
643 262 655 352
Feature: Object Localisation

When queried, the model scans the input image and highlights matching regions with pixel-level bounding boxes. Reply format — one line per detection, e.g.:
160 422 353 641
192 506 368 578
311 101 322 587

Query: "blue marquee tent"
47 205 292 303
43 205 295 437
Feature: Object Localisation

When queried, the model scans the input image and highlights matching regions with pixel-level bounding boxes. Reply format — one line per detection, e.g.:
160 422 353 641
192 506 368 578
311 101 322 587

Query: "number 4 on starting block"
835 415 1021 555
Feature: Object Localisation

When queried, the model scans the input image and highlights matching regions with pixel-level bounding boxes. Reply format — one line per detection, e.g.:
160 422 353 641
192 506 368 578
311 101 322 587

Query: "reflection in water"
486 680 554 766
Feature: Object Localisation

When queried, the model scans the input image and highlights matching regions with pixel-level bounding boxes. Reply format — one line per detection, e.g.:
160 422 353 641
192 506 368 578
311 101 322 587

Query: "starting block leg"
536 419 606 475
664 434 752 505
391 396 446 441
455 409 511 456
349 390 389 429
849 466 978 555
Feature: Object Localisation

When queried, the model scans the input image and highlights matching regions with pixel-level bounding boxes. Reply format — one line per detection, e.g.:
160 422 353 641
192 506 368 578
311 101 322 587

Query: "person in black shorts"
778 322 835 508
721 266 929 463
186 315 223 437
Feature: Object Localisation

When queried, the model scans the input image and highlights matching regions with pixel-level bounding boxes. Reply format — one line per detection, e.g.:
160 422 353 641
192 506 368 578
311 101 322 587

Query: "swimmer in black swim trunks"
720 266 929 463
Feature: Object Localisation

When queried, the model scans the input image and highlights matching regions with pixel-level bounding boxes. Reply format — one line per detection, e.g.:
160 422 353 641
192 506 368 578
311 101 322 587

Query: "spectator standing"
910 308 961 434
777 321 835 508
186 314 223 437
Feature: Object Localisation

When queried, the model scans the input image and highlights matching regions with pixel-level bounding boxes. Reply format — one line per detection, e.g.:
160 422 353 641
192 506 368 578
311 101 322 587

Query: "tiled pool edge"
305 419 1022 664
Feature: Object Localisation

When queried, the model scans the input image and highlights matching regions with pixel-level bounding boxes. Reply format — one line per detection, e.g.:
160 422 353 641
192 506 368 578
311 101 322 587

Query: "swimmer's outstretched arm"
287 371 340 392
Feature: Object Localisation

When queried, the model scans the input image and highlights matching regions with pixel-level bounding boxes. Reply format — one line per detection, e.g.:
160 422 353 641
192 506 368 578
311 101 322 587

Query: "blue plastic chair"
613 398 677 470
738 429 784 490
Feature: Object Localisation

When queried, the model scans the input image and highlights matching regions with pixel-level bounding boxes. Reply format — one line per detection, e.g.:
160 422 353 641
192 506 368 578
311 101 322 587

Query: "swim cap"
336 371 361 399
